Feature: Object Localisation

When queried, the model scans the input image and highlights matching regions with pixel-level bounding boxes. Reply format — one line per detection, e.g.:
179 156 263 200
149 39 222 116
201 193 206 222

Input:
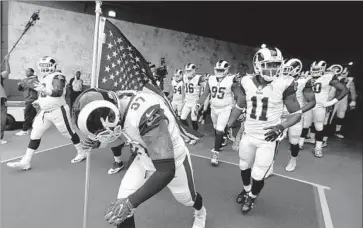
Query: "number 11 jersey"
241 75 296 140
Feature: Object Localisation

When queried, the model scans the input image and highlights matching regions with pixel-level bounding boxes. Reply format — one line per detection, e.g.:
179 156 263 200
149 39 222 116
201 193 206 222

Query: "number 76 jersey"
241 75 296 140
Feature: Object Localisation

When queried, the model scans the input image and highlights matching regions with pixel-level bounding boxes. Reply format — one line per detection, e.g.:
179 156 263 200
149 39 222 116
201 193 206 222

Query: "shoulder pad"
138 104 165 136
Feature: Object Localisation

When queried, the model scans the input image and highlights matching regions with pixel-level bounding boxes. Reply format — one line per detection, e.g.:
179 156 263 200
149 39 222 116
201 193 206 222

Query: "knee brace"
71 132 81 145
290 143 300 157
315 130 324 142
241 168 252 186
300 128 309 138
193 192 203 210
28 139 41 150
251 178 265 196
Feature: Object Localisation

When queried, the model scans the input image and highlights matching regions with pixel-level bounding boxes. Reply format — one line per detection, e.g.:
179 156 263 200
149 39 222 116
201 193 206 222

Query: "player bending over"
227 46 302 213
7 56 87 170
73 88 207 228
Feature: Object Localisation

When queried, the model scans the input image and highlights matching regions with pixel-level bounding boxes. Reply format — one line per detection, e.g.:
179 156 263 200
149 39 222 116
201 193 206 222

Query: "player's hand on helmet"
82 136 101 150
104 198 135 226
194 103 202 116
264 124 285 142
349 101 356 110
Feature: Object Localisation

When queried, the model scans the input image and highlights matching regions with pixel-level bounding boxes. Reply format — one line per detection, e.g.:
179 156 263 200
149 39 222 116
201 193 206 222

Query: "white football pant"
117 153 197 207
210 106 232 132
238 132 280 181
180 102 198 121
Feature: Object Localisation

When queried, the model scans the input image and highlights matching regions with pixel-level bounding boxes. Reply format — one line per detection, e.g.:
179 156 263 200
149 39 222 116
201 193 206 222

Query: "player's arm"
227 83 246 128
282 82 302 129
196 81 211 106
128 105 175 208
26 77 39 90
0 55 10 79
323 76 348 107
50 75 66 97
301 79 316 113
349 79 357 109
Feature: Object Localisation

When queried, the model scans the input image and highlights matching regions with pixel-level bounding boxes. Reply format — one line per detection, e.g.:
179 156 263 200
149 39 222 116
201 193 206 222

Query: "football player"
198 73 211 124
298 61 348 157
279 59 316 172
227 46 302 213
333 67 356 138
7 56 87 170
73 88 207 228
180 63 204 145
195 60 240 166
169 69 184 117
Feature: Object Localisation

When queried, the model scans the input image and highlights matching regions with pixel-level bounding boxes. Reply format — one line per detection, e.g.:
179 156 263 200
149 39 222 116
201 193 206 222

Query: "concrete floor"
0 123 362 228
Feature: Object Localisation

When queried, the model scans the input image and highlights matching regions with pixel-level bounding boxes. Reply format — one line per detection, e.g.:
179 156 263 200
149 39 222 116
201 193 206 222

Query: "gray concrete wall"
7 1 257 94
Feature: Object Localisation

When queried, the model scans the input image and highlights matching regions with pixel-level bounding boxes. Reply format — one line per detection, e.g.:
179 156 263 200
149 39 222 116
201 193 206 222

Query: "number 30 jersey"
208 74 236 109
311 73 337 107
118 91 188 171
38 72 67 111
241 75 296 140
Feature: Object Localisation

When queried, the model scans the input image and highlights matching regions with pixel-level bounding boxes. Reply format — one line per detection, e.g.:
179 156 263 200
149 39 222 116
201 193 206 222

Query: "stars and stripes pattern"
96 18 203 140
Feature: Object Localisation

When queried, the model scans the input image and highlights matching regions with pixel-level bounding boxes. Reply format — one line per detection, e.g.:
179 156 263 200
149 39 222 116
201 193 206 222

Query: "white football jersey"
38 72 67 111
241 75 295 140
171 79 183 102
183 74 202 104
311 73 337 106
119 91 188 171
295 76 313 107
208 74 236 109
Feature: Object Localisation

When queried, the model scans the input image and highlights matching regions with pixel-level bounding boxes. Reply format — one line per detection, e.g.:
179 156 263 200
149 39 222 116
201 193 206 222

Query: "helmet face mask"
184 63 196 78
174 69 183 81
281 58 302 78
253 47 284 82
73 89 122 145
214 60 230 78
310 61 327 78
38 56 57 74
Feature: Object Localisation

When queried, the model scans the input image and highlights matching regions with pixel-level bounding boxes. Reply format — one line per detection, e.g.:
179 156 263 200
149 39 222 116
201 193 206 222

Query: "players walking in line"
298 61 348 157
279 58 316 172
73 88 207 228
227 46 303 213
196 60 240 166
7 56 87 170
180 63 204 145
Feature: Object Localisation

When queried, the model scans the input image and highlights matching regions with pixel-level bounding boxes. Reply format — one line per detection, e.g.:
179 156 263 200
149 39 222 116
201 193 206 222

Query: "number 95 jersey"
208 74 236 109
241 75 296 140
38 72 67 111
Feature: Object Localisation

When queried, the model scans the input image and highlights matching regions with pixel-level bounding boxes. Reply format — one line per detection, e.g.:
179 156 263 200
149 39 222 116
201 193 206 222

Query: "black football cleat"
241 195 256 214
236 189 249 204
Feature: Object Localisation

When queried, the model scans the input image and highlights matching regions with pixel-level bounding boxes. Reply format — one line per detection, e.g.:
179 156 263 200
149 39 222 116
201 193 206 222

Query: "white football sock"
114 156 122 163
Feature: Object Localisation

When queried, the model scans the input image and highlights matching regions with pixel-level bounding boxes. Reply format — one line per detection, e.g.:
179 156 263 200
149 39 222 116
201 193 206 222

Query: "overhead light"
348 62 353 65
261 44 266 48
108 10 116 17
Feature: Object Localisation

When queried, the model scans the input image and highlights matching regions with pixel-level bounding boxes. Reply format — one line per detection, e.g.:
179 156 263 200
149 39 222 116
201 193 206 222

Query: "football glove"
349 101 356 110
104 198 135 226
194 103 202 116
264 124 285 142
82 136 101 150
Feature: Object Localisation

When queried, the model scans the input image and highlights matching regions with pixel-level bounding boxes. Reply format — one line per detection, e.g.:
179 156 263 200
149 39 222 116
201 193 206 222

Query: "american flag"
96 18 203 140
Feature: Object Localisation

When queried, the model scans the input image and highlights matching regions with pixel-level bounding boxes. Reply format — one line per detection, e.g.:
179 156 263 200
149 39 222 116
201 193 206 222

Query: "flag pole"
83 2 102 228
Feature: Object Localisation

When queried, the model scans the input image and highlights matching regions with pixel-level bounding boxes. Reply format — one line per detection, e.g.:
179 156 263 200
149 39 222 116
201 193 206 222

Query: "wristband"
235 104 244 110
290 109 302 115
